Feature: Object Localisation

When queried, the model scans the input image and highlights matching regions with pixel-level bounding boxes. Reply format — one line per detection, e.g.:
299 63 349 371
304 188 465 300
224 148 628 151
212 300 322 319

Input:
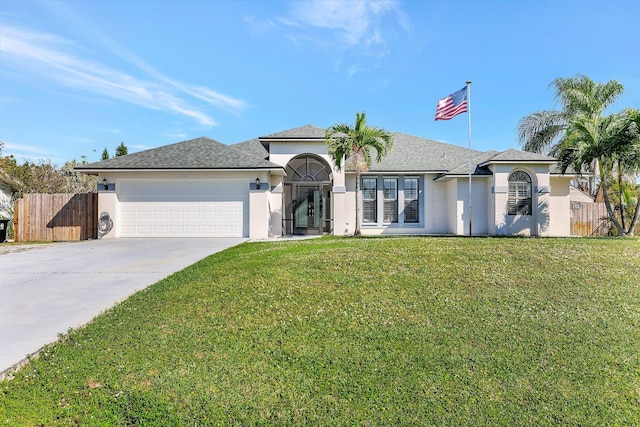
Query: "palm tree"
325 112 393 236
557 109 640 236
517 75 624 156
605 109 640 235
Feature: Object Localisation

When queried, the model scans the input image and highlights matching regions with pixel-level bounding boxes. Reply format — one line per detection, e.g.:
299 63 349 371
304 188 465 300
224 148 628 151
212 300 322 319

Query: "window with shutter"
404 178 419 223
383 178 398 223
507 171 532 215
362 178 377 223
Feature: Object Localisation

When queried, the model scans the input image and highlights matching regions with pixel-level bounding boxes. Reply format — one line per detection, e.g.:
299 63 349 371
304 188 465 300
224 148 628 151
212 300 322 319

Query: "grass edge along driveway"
1 236 639 425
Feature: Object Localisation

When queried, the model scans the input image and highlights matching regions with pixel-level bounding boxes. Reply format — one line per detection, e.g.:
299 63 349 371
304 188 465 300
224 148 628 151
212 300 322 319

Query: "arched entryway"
283 154 333 235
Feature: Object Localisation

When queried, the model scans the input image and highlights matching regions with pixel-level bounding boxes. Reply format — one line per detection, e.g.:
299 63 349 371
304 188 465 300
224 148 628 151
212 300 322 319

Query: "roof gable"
76 137 282 171
438 150 499 178
232 138 269 160
481 148 556 164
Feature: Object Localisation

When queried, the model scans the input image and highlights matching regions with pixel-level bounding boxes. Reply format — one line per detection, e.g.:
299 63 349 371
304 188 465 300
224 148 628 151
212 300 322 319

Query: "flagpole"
466 80 472 237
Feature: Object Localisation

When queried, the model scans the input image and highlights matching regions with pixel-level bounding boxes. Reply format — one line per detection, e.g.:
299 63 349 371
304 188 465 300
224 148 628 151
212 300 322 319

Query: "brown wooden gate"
570 201 611 236
13 193 97 242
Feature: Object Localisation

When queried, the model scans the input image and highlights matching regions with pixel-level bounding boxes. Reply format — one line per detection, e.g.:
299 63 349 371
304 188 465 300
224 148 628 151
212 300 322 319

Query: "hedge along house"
75 125 577 239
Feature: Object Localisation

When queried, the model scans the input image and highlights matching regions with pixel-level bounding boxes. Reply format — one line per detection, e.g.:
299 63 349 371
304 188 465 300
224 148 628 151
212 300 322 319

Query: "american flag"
435 86 468 121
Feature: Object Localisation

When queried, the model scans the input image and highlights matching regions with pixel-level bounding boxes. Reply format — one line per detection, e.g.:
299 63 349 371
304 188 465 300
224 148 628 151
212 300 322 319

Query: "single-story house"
75 125 578 239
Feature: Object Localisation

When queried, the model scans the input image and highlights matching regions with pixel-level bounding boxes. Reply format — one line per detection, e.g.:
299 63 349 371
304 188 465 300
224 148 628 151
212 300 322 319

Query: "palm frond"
553 75 624 117
517 110 566 154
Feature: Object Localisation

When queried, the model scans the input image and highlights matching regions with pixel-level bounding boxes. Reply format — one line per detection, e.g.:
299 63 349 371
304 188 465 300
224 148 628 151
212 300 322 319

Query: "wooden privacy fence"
570 201 611 236
14 193 98 242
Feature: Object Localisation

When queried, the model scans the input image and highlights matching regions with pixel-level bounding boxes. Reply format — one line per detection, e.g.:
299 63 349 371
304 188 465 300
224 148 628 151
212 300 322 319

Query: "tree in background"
101 147 110 161
60 160 98 194
0 142 97 198
115 142 128 157
4 159 66 196
325 112 394 236
556 108 640 236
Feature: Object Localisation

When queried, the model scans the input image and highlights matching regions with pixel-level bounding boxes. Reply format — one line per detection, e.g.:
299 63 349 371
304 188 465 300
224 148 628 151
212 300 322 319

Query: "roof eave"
75 167 286 176
433 174 493 182
259 137 325 142
357 170 449 175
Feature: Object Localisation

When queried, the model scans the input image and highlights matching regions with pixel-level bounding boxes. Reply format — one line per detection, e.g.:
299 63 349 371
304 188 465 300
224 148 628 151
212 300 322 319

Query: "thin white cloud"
1 141 59 163
248 0 410 76
0 25 246 126
284 0 406 49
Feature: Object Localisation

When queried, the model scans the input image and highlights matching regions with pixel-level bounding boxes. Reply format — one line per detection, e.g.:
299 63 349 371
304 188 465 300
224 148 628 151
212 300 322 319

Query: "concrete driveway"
0 238 245 376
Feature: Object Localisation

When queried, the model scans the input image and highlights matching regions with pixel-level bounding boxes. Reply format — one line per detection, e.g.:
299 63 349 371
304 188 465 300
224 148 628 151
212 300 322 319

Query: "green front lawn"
1 237 639 425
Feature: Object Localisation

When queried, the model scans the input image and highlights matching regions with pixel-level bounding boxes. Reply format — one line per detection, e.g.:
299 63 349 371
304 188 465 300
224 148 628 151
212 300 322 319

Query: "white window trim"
361 175 423 228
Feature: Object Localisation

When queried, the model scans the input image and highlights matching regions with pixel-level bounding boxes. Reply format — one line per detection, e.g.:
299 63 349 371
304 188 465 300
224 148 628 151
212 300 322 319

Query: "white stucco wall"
340 174 357 235
449 178 490 236
548 176 572 236
425 176 450 234
486 178 496 235
269 179 284 237
446 180 460 234
249 188 269 239
490 164 555 237
97 174 117 239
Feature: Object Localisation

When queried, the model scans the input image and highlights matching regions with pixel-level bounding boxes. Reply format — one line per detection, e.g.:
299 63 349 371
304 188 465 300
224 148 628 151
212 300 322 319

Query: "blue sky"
1 0 639 165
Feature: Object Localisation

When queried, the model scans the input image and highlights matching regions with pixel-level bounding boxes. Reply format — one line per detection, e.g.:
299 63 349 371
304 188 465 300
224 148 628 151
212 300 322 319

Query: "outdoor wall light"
255 177 261 190
102 178 108 190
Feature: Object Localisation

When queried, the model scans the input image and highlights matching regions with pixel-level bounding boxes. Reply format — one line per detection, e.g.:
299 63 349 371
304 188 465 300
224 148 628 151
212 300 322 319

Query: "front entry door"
294 184 322 235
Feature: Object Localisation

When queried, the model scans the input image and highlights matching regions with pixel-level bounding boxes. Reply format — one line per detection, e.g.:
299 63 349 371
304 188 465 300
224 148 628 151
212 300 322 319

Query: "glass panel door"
294 184 322 234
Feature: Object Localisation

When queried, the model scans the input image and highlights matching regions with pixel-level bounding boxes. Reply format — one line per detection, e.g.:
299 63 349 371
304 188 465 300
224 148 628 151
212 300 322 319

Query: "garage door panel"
169 211 183 220
185 211 199 220
118 179 249 237
153 211 167 220
136 211 151 220
153 225 168 234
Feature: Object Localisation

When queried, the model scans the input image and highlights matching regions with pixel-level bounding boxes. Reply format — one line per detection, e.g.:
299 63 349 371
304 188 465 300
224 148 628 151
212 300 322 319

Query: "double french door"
287 183 332 235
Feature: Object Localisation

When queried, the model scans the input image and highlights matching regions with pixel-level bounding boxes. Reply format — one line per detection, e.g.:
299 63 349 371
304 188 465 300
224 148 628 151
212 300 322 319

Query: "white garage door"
118 179 249 237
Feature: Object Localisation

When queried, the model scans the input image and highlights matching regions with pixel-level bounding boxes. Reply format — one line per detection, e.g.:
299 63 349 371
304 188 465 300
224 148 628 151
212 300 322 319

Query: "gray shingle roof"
73 127 563 176
437 148 559 179
75 137 283 170
261 125 326 140
368 133 484 172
